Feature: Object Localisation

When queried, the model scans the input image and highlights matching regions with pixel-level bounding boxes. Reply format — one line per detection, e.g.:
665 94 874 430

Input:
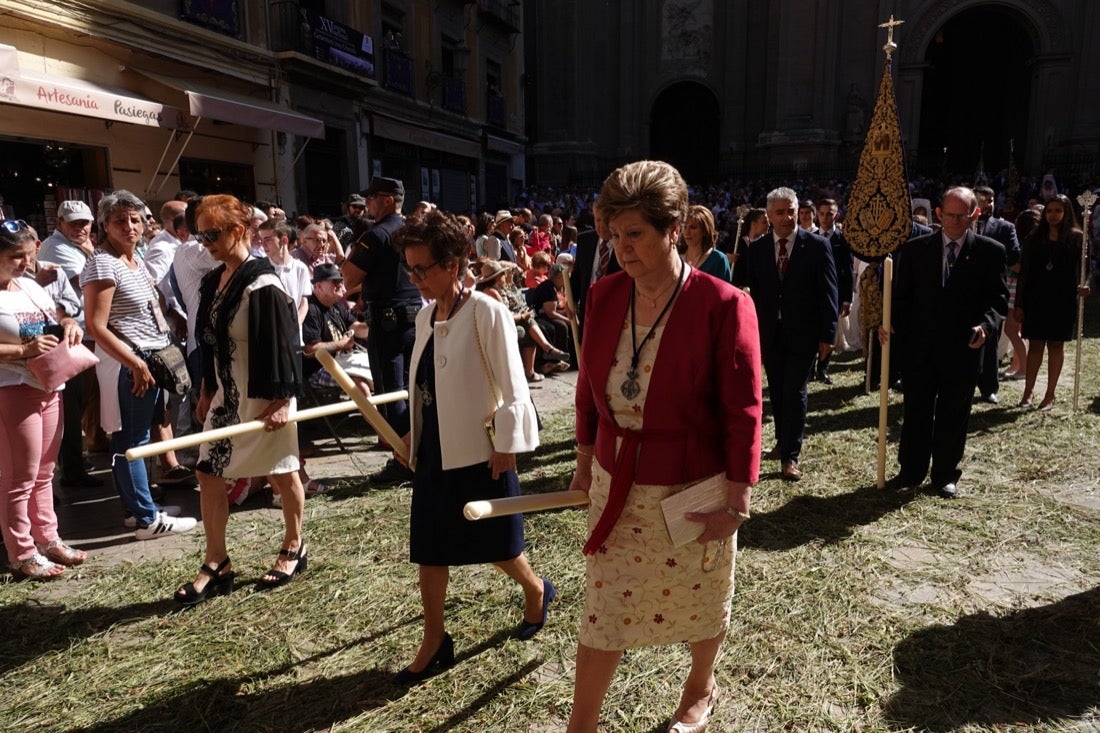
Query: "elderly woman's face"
609 209 678 282
195 211 245 263
403 243 454 302
104 207 145 249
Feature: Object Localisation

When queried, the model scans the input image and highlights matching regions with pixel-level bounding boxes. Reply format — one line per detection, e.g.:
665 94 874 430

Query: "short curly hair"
597 160 688 234
392 210 468 270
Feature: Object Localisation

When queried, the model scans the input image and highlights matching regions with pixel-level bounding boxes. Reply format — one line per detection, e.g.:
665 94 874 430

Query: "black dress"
409 334 525 566
1017 234 1083 342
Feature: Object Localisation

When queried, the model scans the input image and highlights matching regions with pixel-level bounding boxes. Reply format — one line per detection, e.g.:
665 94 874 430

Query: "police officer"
342 176 419 447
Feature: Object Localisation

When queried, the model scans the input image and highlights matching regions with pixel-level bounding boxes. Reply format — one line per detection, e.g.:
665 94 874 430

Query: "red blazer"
576 268 763 486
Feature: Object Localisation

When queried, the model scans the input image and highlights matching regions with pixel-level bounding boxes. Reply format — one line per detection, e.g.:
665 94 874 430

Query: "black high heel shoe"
394 633 455 685
175 558 234 606
257 543 307 589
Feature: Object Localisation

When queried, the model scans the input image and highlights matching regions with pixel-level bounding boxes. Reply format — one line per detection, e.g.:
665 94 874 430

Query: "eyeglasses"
401 260 443 280
1 219 28 233
940 212 972 221
196 229 225 244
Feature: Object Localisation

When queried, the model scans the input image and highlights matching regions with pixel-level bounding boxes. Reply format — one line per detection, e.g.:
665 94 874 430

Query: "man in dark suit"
746 187 838 481
569 204 619 343
888 187 1008 498
973 185 1021 404
813 198 853 384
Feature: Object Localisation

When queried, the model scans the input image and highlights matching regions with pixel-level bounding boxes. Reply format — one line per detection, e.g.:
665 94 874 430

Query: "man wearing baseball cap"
342 176 419 452
40 200 95 291
39 200 100 488
332 193 369 248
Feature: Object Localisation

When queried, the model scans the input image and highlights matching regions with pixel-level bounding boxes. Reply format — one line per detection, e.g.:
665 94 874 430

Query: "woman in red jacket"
567 161 762 733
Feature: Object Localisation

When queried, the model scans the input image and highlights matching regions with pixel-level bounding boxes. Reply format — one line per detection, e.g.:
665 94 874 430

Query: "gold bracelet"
726 506 750 523
576 447 593 457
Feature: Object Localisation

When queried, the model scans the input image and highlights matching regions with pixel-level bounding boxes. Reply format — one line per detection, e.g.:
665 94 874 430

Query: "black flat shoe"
175 558 234 606
395 633 455 684
257 543 307 589
516 578 557 640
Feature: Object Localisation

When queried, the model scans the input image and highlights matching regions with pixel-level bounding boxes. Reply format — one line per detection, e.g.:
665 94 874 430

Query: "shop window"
0 137 108 235
179 158 255 202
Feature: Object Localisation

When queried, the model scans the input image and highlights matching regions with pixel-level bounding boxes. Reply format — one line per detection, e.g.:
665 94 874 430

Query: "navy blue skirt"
410 336 525 566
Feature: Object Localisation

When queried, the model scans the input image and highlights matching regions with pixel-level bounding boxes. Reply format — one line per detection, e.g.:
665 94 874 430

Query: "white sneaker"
133 511 197 540
123 505 182 529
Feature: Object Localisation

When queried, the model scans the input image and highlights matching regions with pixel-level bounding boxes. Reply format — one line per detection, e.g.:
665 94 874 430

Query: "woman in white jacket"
392 210 556 685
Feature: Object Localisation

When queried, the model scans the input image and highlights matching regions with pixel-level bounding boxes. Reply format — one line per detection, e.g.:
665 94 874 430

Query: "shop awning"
134 70 325 138
0 45 189 130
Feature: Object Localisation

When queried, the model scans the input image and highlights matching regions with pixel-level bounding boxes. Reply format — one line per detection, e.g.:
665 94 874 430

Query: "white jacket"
409 290 539 470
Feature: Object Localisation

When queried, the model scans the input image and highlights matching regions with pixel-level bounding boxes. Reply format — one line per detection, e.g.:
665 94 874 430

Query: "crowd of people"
0 158 1095 730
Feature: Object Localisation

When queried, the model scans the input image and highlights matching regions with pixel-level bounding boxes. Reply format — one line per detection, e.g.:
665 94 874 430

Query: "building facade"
524 0 1100 188
0 0 527 232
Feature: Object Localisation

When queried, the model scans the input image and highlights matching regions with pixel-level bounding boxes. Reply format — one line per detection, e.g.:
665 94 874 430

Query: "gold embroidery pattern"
844 60 912 262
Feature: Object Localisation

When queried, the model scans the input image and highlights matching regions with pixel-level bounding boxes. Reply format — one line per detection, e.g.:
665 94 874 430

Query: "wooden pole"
561 269 582 360
464 490 589 520
315 348 410 463
124 390 408 460
876 256 894 489
1073 191 1096 412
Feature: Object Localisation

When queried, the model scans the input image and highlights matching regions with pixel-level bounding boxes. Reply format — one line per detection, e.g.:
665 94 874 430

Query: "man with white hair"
746 186 838 482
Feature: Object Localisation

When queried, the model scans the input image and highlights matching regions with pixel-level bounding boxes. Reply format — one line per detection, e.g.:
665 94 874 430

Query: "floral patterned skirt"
578 462 736 651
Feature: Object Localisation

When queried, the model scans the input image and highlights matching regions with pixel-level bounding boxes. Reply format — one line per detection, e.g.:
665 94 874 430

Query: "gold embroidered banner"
844 60 911 261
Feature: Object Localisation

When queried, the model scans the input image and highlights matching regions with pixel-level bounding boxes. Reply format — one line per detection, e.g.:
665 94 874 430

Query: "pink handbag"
26 340 99 392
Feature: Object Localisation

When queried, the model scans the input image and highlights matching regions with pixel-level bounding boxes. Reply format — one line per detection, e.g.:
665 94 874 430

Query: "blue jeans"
110 366 161 527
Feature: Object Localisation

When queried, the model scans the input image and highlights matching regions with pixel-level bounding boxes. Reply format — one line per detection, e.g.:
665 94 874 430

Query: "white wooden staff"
1074 190 1096 412
877 255 894 489
464 490 589 520
124 390 409 460
315 348 410 463
561 269 582 358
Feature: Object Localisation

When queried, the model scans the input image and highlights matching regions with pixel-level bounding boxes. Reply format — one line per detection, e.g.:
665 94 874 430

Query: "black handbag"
111 324 192 395
144 342 191 395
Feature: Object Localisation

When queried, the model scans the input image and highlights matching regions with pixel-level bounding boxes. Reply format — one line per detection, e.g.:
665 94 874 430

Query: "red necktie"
778 238 789 278
596 239 610 279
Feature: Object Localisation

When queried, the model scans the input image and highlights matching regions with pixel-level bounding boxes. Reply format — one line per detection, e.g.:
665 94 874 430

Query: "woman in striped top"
81 191 198 541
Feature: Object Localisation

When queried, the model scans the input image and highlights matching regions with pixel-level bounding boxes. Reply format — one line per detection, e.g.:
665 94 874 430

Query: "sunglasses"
401 260 443 280
1 219 28 233
195 229 225 244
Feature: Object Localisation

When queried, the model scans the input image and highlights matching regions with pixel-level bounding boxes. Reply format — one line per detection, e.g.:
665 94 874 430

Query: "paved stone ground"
51 371 580 568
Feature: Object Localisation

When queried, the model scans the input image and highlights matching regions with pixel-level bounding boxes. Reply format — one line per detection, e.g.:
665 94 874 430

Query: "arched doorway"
916 5 1033 180
650 82 720 184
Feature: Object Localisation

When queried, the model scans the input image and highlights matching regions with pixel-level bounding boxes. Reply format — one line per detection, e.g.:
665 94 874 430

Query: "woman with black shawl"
175 194 306 606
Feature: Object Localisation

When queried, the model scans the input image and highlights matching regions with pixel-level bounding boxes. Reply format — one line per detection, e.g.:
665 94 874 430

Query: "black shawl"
197 258 302 400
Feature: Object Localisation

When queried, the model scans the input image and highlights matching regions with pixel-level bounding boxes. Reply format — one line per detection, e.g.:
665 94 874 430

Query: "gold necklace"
692 247 712 268
636 271 681 308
